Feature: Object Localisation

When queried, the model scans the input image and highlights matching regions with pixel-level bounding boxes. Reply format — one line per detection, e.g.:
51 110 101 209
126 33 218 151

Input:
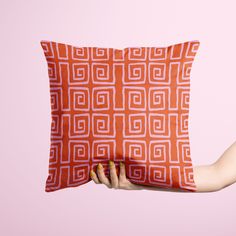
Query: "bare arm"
191 140 236 192
90 140 236 193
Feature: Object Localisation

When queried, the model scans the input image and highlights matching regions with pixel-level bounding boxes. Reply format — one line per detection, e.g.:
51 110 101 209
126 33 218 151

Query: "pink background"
1 0 236 235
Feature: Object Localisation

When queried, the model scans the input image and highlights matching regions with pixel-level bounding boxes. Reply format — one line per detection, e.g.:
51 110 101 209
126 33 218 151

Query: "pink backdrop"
1 0 236 235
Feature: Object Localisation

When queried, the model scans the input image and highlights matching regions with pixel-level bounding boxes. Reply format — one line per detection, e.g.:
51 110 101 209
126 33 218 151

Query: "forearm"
192 164 222 192
213 140 236 189
130 140 236 193
137 184 189 192
128 181 190 192
193 140 236 192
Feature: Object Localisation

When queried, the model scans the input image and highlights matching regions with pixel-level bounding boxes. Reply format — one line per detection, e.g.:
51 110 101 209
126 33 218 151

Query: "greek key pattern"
41 40 200 192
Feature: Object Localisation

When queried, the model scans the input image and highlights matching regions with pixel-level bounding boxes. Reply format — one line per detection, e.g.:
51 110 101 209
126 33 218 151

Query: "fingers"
90 170 101 184
109 160 119 189
91 161 128 190
96 163 112 188
119 161 127 181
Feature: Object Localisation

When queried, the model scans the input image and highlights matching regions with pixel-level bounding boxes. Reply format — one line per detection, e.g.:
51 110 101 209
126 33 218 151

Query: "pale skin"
90 140 236 193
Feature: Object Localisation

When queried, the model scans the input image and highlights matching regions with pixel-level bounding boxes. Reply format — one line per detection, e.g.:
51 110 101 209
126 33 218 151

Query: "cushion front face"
40 40 200 192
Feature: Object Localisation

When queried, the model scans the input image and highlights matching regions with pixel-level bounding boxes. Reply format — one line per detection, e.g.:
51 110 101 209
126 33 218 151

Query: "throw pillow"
40 39 200 192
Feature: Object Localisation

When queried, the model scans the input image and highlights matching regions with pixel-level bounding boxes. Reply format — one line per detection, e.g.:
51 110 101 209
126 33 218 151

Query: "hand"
90 161 143 190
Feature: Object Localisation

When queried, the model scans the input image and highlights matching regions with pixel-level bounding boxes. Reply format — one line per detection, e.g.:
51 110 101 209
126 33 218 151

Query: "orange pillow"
40 40 200 192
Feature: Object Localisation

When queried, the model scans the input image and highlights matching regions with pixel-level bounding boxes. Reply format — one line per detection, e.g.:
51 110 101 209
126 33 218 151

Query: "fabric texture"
40 40 200 192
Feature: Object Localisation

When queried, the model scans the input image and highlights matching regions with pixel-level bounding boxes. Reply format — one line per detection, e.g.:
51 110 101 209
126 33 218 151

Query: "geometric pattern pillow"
40 40 200 192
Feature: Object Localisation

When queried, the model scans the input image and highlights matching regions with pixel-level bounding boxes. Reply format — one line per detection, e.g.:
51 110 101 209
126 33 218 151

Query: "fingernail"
109 160 114 167
97 163 103 169
90 170 95 177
